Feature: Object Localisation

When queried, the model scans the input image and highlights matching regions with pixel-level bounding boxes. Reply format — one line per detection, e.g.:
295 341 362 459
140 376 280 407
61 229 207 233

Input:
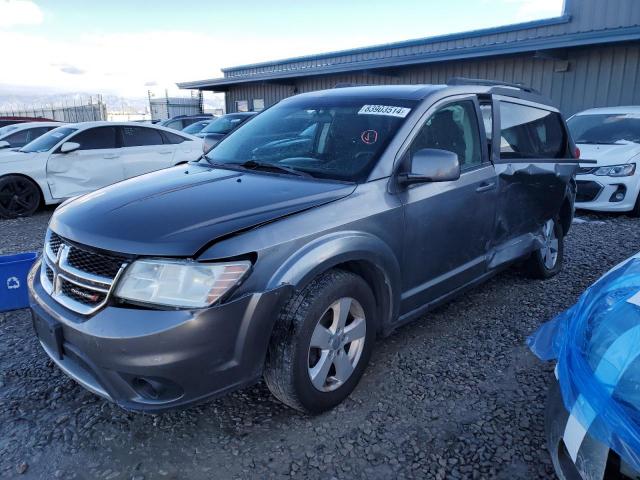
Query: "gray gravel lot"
1 209 639 480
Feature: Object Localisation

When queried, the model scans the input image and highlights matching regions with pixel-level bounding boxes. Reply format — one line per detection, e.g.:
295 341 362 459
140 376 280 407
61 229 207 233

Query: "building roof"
178 0 640 92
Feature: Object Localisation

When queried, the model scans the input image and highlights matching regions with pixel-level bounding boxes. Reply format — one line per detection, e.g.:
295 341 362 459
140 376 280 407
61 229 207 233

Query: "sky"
0 0 564 98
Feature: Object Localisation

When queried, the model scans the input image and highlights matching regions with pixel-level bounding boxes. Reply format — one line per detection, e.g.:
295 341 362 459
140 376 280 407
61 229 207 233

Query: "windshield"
201 115 251 135
19 127 77 153
0 125 20 138
206 98 415 182
568 113 640 145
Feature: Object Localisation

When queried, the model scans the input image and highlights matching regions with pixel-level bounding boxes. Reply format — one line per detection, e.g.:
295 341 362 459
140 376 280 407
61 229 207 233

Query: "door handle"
476 182 496 193
103 154 119 159
158 150 173 154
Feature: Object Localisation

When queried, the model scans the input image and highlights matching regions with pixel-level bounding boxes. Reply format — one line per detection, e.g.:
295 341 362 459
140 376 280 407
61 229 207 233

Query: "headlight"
593 163 636 177
114 259 251 308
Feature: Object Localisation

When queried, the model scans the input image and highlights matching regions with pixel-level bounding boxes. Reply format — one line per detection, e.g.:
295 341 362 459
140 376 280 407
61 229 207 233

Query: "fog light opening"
132 377 162 400
609 185 627 203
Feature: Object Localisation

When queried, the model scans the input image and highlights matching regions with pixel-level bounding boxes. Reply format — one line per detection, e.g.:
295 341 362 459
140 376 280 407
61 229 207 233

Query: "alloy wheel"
307 297 367 392
542 219 559 269
0 177 39 217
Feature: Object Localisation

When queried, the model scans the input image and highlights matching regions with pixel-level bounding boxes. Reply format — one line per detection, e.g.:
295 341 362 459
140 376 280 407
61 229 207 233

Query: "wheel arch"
558 196 574 236
266 231 401 335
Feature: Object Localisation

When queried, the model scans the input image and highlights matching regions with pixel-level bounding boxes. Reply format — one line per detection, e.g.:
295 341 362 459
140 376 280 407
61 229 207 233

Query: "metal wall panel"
225 42 640 116
222 0 639 79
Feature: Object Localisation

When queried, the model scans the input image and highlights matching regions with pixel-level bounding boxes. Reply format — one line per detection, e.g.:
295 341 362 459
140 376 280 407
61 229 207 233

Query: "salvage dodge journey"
29 80 580 413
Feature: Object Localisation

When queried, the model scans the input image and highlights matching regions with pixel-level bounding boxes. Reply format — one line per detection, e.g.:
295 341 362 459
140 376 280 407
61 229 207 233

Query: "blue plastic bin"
0 252 38 312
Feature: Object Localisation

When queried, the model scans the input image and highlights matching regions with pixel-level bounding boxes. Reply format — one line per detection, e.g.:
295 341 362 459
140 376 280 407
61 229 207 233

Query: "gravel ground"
1 210 639 480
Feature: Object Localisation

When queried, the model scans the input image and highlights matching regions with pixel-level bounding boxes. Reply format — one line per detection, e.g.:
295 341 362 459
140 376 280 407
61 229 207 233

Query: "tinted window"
568 114 640 145
20 127 78 153
121 126 164 147
27 127 53 143
499 102 567 159
208 97 416 182
181 121 210 134
5 129 30 146
162 130 188 144
165 120 184 130
71 127 118 150
410 100 482 170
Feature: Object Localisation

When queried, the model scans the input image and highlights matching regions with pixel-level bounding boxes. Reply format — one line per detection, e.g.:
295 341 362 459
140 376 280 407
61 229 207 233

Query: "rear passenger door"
493 98 571 244
119 126 176 179
46 126 124 199
399 96 498 314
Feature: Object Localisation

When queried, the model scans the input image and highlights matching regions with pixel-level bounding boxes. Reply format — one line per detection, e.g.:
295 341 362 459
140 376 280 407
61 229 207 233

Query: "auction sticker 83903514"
358 105 411 118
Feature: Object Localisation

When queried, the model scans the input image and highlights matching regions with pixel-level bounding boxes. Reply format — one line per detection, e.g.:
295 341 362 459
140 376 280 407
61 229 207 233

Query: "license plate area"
32 311 64 360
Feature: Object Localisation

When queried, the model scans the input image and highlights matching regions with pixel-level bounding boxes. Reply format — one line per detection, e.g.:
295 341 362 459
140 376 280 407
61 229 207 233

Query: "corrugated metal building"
178 0 640 116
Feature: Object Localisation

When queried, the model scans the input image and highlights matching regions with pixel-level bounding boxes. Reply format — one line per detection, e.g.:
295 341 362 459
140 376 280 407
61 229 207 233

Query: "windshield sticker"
51 132 65 138
358 105 411 118
361 130 378 145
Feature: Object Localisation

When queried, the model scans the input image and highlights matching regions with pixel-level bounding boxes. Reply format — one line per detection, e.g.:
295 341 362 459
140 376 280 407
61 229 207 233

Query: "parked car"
568 106 640 216
0 122 62 150
0 121 203 218
29 81 579 413
181 119 212 135
530 252 640 480
159 114 213 131
196 112 257 151
0 116 57 128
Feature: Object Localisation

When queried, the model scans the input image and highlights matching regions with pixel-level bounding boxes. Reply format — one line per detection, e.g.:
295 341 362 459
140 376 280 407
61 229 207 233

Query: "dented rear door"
491 96 578 260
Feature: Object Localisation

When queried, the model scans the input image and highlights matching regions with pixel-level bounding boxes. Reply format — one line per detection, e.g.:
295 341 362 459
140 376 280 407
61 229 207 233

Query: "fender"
266 230 402 330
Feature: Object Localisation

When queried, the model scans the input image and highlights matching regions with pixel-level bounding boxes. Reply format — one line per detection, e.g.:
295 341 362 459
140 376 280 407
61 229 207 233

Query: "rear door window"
71 127 118 150
121 126 165 147
499 102 567 159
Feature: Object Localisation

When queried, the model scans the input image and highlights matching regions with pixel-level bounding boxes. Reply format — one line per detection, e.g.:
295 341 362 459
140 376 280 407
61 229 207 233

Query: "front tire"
264 269 376 414
630 191 640 218
0 175 41 219
524 217 564 279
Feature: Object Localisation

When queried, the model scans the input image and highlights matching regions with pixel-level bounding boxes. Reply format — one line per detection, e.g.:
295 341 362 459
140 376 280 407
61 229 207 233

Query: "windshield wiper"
237 160 313 178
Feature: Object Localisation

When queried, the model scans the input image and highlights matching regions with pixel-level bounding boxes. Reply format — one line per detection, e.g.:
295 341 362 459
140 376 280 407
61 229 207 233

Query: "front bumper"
28 259 292 412
575 173 640 212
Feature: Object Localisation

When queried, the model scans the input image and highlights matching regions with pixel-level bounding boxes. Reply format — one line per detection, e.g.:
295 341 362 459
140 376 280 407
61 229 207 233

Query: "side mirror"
398 148 461 186
0 140 9 149
59 141 80 154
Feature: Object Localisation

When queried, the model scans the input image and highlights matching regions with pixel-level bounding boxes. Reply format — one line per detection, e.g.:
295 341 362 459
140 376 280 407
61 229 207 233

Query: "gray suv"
29 81 579 413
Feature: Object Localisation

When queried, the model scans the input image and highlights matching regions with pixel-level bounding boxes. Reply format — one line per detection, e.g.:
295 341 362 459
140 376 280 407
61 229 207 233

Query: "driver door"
398 96 498 315
46 126 125 199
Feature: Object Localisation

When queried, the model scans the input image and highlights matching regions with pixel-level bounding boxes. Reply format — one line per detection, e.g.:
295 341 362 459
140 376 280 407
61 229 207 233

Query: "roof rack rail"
447 77 540 94
333 82 371 88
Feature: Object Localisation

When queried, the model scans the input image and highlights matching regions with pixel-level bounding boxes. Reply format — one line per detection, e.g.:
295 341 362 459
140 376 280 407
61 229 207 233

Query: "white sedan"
568 107 640 216
0 121 62 150
0 121 203 218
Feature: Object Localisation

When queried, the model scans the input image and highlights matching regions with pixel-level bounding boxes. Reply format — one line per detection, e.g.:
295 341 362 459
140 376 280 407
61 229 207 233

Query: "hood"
50 163 356 257
578 142 640 167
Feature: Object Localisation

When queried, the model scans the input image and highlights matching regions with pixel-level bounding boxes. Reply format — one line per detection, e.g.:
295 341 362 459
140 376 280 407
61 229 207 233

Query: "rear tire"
264 269 376 414
0 175 41 219
524 217 564 279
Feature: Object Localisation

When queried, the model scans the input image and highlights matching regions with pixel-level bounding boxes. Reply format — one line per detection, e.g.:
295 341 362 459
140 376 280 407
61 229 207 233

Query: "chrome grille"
40 230 128 315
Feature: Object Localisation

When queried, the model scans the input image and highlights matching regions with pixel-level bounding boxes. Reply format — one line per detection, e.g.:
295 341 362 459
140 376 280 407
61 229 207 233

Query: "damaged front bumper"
28 259 292 412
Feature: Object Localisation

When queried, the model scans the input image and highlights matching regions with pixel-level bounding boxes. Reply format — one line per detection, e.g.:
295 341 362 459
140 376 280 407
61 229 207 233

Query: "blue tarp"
528 253 640 471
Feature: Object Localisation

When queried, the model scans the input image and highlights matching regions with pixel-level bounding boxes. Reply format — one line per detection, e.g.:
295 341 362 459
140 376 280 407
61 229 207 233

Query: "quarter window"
71 127 118 150
499 102 567 159
121 126 164 147
162 131 187 144
409 100 482 170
